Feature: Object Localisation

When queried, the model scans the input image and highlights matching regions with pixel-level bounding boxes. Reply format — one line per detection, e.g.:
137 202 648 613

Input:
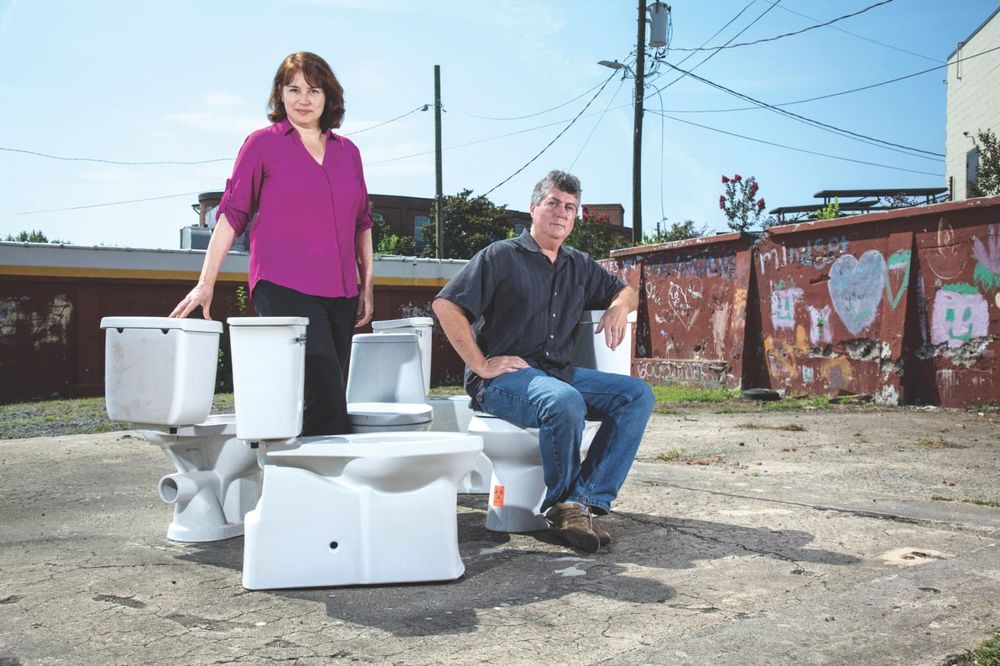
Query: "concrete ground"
1 407 998 665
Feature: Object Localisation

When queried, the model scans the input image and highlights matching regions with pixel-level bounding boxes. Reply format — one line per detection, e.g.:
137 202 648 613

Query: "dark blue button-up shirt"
437 231 625 406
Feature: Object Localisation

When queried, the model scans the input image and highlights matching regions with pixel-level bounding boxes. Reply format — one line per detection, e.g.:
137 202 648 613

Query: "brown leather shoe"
545 503 600 553
591 514 611 547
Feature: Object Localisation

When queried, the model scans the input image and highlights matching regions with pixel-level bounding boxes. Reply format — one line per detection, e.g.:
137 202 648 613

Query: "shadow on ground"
173 494 859 637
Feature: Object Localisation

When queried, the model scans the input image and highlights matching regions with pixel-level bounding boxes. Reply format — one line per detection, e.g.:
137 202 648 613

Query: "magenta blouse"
217 119 373 298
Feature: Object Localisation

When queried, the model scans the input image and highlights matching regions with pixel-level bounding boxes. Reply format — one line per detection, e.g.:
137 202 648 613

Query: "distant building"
946 7 1000 200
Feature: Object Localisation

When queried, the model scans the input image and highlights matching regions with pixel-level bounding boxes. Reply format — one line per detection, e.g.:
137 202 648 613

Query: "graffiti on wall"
885 250 911 309
808 305 833 346
711 302 731 357
972 224 1000 292
758 235 850 275
0 295 73 349
770 283 804 331
665 279 703 330
828 249 887 335
930 283 989 348
636 358 730 385
926 218 967 281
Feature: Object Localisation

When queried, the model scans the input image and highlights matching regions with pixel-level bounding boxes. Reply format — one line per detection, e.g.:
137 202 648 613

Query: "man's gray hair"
531 170 582 207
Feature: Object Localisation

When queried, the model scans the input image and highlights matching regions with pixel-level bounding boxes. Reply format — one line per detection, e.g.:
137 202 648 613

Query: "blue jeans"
480 367 655 515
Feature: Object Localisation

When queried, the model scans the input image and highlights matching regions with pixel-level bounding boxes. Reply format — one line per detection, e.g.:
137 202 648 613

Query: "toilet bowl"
346 332 433 433
100 317 261 543
228 317 484 590
429 396 493 494
471 309 638 533
470 416 601 532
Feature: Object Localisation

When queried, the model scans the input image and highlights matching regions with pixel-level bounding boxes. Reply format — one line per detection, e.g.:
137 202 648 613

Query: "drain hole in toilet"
329 542 338 550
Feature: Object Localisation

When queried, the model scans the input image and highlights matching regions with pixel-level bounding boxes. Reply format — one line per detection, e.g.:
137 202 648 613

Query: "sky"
0 0 996 249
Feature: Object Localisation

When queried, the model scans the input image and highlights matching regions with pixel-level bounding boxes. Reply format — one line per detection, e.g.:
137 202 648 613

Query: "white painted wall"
946 9 1000 200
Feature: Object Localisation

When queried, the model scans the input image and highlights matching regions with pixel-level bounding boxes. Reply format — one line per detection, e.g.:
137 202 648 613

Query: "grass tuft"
656 450 684 462
651 385 740 403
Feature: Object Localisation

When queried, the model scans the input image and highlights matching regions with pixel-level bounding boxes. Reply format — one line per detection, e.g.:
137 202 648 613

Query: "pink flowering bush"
719 173 766 232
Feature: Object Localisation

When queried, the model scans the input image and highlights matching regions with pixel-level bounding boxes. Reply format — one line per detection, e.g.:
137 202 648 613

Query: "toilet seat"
347 402 433 428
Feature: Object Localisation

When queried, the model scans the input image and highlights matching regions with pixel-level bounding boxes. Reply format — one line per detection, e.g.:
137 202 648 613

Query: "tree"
420 189 514 259
566 212 625 259
719 173 766 232
640 219 705 245
4 230 66 243
974 128 1000 196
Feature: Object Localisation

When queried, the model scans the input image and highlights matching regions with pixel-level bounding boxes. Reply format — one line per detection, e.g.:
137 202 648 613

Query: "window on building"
414 215 430 248
967 147 981 197
514 223 526 235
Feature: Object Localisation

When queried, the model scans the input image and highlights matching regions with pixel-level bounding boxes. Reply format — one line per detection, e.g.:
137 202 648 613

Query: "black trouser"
251 280 357 436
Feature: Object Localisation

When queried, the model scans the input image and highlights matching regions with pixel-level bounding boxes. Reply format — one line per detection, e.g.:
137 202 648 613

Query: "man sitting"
433 170 654 552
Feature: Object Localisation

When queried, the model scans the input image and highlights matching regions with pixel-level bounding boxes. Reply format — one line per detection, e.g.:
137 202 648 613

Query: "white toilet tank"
570 310 637 376
346 332 426 404
371 317 434 396
101 316 222 426
228 317 308 441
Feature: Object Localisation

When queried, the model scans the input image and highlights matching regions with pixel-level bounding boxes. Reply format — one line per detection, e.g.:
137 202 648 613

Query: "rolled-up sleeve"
217 134 264 236
351 143 373 234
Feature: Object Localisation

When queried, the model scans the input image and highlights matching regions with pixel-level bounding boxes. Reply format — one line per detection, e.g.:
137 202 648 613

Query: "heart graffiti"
828 250 886 336
666 278 703 330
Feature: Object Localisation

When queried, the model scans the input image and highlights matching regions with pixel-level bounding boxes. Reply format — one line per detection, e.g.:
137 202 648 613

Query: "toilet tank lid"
227 316 309 327
100 316 222 334
352 332 418 344
577 310 637 324
371 317 434 330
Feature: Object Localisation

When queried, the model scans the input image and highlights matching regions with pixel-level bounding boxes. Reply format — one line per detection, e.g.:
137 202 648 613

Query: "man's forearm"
432 298 488 375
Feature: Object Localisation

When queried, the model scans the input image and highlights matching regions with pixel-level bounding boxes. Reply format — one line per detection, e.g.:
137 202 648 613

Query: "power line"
1 105 429 167
569 76 627 169
655 43 1000 113
456 78 613 121
8 191 202 217
0 147 231 166
482 69 620 197
343 105 429 135
655 0 782 93
647 108 942 177
775 3 939 63
662 59 944 160
669 0 894 52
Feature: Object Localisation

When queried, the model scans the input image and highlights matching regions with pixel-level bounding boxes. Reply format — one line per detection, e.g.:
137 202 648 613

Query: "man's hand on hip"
477 355 529 379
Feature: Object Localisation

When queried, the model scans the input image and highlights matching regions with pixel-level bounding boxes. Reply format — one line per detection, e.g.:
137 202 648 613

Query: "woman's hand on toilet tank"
477 355 529 379
170 282 215 320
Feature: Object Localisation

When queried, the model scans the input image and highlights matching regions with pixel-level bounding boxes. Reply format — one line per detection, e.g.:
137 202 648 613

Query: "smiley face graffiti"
930 283 989 348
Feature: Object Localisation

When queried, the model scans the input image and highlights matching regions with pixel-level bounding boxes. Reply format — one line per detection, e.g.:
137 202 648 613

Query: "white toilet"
100 317 261 543
346 332 433 433
370 318 492 494
227 317 483 590
470 310 638 533
470 418 601 532
429 395 493 494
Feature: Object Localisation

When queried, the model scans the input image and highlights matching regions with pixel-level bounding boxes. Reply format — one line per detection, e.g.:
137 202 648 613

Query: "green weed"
657 450 684 462
650 385 740 403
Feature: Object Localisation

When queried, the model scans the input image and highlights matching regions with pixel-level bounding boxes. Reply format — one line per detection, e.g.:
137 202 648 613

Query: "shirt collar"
513 229 569 258
276 118 339 142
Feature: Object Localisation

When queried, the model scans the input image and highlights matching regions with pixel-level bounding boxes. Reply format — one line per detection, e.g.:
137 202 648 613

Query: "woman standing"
171 51 373 436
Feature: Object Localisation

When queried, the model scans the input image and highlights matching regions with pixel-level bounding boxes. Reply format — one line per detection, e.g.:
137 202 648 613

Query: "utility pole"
633 0 646 243
434 65 444 259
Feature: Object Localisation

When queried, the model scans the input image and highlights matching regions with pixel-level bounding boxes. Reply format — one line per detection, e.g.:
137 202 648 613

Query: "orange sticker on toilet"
492 485 505 508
